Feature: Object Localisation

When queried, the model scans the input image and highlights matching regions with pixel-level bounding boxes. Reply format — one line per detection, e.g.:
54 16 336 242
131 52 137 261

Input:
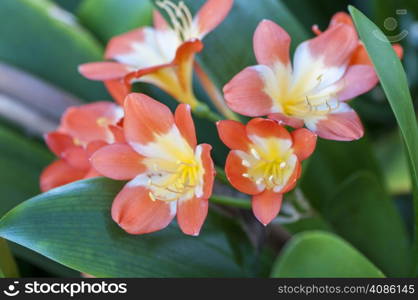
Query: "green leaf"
326 172 411 277
0 0 108 101
0 125 52 216
350 5 418 276
77 0 153 42
0 238 19 277
271 231 385 278
0 177 257 277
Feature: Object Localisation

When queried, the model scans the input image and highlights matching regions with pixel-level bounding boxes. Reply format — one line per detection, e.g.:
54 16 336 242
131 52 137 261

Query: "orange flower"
79 0 234 107
217 118 316 225
224 19 379 141
40 102 123 192
91 93 215 236
312 12 403 66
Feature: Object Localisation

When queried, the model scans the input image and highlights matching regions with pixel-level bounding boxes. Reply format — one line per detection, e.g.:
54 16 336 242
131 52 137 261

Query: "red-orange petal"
224 66 274 117
252 189 282 226
105 28 145 60
111 184 176 234
216 120 251 151
62 147 90 171
174 104 197 148
44 131 74 157
177 196 208 236
225 151 261 195
195 0 234 37
330 12 354 27
314 106 364 141
104 79 130 105
40 159 86 192
253 20 291 66
338 65 378 101
199 143 215 199
308 23 357 67
78 62 130 81
124 93 175 145
246 118 292 141
291 128 317 161
91 143 145 180
60 101 122 144
280 161 302 194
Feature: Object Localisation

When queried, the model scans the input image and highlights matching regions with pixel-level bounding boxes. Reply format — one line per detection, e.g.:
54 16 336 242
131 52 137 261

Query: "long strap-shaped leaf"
349 6 418 276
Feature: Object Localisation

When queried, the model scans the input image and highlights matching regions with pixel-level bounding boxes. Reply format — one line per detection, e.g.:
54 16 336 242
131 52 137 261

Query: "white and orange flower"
91 93 215 235
40 102 124 192
79 0 233 107
224 19 380 141
217 118 316 225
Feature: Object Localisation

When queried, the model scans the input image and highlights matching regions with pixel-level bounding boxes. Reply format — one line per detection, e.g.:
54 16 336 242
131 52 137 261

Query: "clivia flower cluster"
41 1 402 236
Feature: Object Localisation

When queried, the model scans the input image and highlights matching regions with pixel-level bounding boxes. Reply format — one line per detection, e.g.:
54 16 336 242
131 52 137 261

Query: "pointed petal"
104 79 130 105
177 196 208 236
44 131 74 157
311 104 364 141
224 66 274 117
91 144 145 180
199 143 215 199
153 10 169 30
78 62 130 81
216 120 251 151
105 28 145 59
307 23 357 67
338 65 378 101
124 93 175 145
60 102 122 144
246 118 292 141
252 190 282 226
174 104 197 148
253 20 291 66
291 128 317 161
108 125 126 143
329 12 354 27
86 140 107 157
195 0 234 37
111 183 176 234
40 159 86 192
268 113 305 128
225 151 262 195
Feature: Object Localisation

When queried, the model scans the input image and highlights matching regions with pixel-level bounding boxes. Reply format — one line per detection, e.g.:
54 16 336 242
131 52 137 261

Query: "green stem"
0 238 19 277
210 194 251 209
192 102 224 122
215 165 229 185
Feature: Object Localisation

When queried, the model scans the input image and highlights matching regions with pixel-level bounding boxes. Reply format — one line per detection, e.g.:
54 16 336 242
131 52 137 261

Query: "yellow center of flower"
156 0 199 41
96 117 109 127
240 138 297 191
147 158 203 202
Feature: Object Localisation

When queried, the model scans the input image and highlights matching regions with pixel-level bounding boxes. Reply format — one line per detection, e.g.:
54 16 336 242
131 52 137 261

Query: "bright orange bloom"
312 12 403 66
40 102 123 192
91 93 215 236
79 0 233 107
224 19 380 141
217 118 316 225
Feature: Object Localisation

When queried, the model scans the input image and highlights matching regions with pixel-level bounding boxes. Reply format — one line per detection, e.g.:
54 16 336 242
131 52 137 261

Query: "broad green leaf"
0 177 258 277
375 130 411 195
0 0 108 101
325 172 411 277
0 238 19 277
77 0 153 42
350 5 418 276
0 125 52 216
271 231 385 278
53 0 83 12
0 125 79 276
